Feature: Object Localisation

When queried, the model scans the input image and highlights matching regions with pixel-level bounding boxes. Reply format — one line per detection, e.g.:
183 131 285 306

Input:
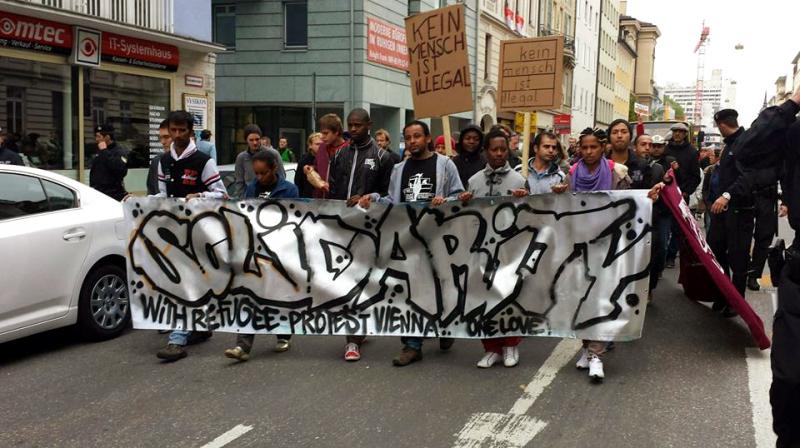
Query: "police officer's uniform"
89 124 129 201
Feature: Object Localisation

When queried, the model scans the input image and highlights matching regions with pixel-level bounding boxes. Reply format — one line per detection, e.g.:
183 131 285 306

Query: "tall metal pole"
312 72 317 132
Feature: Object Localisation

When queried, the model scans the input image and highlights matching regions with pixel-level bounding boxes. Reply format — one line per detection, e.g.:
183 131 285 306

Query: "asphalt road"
0 266 779 448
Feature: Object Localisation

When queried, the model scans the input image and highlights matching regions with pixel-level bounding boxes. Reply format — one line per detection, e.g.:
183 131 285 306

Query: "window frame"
213 4 237 50
0 172 79 221
283 1 308 50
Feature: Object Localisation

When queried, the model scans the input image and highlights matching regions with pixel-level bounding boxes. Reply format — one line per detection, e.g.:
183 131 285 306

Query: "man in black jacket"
329 108 396 362
664 122 701 267
732 86 800 448
706 110 754 317
89 124 129 201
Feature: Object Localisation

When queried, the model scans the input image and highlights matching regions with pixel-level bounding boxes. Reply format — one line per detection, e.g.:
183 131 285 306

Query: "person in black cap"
664 121 701 268
721 110 779 292
89 124 129 201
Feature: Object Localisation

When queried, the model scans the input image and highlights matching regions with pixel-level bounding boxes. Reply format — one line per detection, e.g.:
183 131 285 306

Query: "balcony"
20 0 173 33
537 26 576 69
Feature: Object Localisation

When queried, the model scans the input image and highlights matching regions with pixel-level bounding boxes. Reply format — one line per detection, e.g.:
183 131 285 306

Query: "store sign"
102 32 179 72
0 11 72 55
73 27 101 67
367 17 409 71
554 114 571 135
185 74 204 88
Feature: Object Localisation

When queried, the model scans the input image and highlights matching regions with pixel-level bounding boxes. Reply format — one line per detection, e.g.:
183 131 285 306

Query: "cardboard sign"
367 17 409 71
405 4 472 119
0 11 72 55
498 36 564 112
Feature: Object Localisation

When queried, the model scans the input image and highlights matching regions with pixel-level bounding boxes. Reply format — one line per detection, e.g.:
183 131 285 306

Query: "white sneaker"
476 352 501 368
576 348 590 369
502 346 519 367
588 355 604 381
344 343 361 361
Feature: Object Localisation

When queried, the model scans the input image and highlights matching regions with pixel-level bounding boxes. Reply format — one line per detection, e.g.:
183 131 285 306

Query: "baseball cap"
651 135 666 145
95 124 114 134
714 109 738 123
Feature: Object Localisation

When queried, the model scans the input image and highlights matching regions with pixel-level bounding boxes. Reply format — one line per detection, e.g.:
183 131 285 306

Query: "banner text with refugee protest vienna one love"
124 193 653 341
405 4 473 118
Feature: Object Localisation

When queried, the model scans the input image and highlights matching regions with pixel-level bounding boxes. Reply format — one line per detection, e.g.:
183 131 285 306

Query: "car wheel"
78 264 130 340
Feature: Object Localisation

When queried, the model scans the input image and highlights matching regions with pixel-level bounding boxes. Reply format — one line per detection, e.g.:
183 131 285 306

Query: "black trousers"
772 266 800 447
707 208 755 297
749 194 778 279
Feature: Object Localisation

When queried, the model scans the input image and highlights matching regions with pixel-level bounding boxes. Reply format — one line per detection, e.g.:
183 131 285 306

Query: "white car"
0 165 129 343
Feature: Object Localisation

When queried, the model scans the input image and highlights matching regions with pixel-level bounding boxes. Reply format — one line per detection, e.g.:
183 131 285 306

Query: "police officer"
89 124 129 201
725 86 800 447
0 127 24 165
707 109 754 317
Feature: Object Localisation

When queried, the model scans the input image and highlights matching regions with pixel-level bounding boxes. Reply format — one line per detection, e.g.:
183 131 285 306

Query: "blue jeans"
650 214 672 291
168 330 190 346
401 337 423 350
666 215 681 262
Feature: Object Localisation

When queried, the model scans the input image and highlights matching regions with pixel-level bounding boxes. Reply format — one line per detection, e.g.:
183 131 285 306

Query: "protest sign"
125 192 652 341
405 4 472 119
498 36 564 112
367 17 409 71
660 175 771 349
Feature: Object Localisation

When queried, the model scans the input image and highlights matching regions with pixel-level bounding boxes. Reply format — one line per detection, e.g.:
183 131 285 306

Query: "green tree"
649 96 685 121
628 94 637 121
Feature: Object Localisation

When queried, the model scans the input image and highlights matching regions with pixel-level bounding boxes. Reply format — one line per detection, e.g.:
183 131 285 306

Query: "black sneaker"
157 344 187 362
720 305 738 318
186 331 213 345
439 337 455 351
747 277 761 291
392 346 422 366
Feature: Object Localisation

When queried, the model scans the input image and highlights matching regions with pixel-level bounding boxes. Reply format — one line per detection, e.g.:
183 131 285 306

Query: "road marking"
200 424 254 448
453 339 582 448
745 348 776 448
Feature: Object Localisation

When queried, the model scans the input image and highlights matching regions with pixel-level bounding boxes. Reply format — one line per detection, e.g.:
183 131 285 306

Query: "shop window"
284 1 308 49
213 4 236 49
84 70 170 169
0 57 75 171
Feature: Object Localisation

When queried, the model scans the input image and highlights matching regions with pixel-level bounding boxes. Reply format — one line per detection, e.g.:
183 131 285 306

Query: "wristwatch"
722 192 731 201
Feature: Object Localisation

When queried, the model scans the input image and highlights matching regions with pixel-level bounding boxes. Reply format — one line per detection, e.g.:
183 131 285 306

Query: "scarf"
570 157 613 192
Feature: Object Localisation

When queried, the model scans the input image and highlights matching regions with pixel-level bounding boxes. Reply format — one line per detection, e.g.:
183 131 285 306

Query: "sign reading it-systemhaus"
498 36 564 112
405 4 472 119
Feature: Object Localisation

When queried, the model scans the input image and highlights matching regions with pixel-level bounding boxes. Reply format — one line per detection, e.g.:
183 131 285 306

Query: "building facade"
571 0 599 133
614 15 636 120
662 69 737 130
0 0 221 192
213 0 478 163
594 0 619 128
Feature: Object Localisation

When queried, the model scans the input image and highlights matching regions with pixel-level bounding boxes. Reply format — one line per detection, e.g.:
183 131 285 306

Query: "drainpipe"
350 0 355 110
473 0 479 123
593 0 603 126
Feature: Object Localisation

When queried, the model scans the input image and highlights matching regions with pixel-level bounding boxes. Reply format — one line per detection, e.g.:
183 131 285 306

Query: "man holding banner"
359 120 463 366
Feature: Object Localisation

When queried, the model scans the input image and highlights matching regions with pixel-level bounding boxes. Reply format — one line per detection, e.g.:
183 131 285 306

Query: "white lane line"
453 339 582 448
200 424 254 448
745 348 776 448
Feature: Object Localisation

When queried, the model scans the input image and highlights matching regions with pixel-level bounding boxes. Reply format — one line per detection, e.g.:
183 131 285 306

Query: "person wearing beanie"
451 124 485 187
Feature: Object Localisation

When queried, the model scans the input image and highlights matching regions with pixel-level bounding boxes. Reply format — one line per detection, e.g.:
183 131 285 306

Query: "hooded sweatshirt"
369 153 464 204
451 125 486 188
526 159 566 195
467 162 526 197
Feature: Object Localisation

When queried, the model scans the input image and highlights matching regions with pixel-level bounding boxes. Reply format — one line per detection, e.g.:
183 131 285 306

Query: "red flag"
660 172 771 349
504 2 515 30
515 12 525 34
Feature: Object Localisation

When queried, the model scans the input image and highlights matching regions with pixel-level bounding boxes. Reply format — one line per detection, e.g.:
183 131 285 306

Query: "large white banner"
125 192 652 341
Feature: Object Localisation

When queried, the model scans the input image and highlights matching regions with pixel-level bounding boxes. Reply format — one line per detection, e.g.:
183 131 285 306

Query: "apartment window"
213 4 236 49
483 34 491 80
284 1 308 49
6 86 24 134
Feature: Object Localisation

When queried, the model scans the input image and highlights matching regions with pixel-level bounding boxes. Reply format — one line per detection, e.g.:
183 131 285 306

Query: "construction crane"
694 23 711 130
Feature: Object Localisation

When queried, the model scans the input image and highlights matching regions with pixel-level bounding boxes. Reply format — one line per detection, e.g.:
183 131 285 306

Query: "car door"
0 172 92 335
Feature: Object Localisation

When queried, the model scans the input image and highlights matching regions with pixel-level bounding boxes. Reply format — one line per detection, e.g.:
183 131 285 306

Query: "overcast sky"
626 0 800 125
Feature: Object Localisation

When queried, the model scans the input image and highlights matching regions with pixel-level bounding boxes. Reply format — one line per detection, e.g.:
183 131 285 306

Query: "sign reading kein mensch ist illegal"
102 32 179 72
0 11 72 55
498 36 564 112
405 4 472 119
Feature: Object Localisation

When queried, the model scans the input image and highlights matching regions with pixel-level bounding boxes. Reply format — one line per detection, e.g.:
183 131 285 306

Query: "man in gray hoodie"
359 120 463 366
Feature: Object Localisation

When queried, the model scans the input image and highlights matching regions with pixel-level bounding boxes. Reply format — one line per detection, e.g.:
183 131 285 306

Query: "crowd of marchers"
3 95 790 390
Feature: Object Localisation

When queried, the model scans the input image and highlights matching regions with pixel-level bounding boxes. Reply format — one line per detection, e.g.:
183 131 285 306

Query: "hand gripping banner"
124 192 653 341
